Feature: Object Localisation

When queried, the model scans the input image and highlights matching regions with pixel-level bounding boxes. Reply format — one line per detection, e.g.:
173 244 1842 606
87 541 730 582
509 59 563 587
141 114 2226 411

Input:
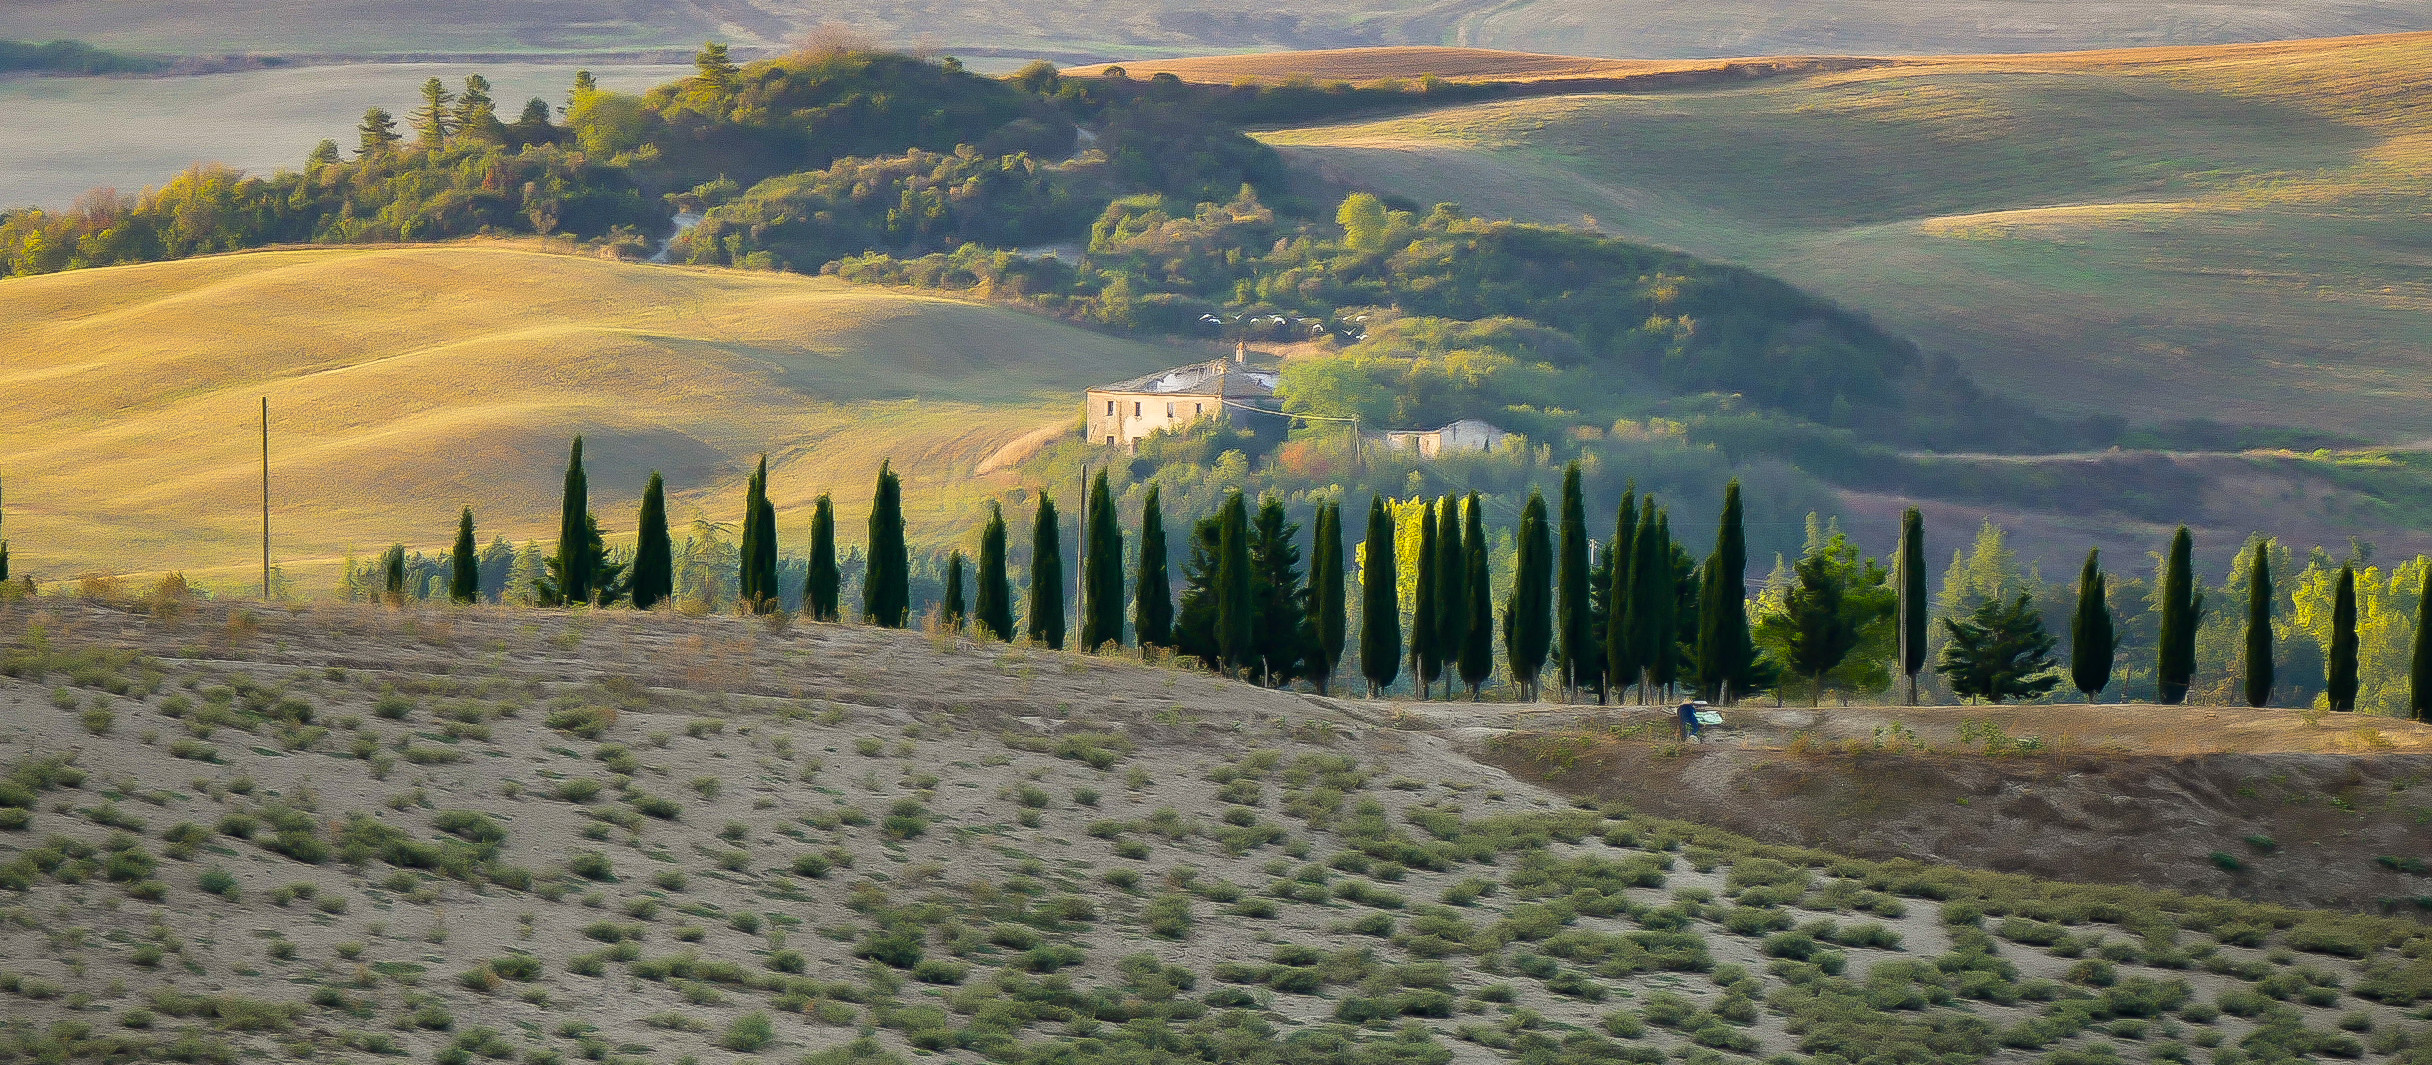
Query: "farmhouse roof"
1091 358 1278 399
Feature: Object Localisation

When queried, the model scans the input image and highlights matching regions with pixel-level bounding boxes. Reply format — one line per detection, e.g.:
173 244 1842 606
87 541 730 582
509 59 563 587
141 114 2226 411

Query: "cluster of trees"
0 38 165 75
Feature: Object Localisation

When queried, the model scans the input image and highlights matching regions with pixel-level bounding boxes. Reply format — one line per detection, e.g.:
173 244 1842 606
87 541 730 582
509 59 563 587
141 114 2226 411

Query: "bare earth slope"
2 597 2430 1063
0 243 1185 587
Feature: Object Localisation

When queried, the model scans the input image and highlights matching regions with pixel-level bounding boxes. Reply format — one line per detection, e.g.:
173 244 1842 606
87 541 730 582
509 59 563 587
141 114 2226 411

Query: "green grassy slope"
1261 34 2432 440
0 243 1186 587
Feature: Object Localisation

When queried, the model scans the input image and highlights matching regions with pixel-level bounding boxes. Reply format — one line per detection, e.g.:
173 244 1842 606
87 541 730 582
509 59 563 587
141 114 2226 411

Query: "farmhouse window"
1166 403 1175 417
1134 402 1142 417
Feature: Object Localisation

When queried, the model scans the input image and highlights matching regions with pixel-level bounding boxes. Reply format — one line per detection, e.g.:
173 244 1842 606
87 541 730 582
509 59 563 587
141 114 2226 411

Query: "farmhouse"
1380 418 1513 458
1086 346 1280 451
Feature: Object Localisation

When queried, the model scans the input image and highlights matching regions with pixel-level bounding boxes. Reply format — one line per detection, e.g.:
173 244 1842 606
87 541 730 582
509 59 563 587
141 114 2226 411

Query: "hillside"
0 243 1189 587
4 595 2432 1064
1261 33 2432 439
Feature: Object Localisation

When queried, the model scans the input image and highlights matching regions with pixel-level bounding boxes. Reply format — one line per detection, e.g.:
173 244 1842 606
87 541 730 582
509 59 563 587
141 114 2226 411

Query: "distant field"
1263 33 2432 439
0 244 1182 586
0 62 686 207
5 0 2428 63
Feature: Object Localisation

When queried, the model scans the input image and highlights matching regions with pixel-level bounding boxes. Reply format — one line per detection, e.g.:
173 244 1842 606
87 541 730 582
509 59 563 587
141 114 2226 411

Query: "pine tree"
1937 593 2060 703
1080 470 1124 651
453 74 499 142
1310 501 1347 694
2328 564 2358 712
1603 487 1638 703
2156 526 2201 704
632 474 673 610
1214 492 1252 674
2411 563 2432 723
357 107 402 156
1359 496 1401 696
1172 515 1224 668
805 494 840 621
1694 481 1756 703
1134 485 1172 649
1459 496 1493 699
450 508 479 604
2069 549 2115 701
739 457 777 613
553 437 592 607
1894 505 1927 705
1250 496 1310 685
693 41 741 99
1555 463 1591 700
975 503 1014 640
2244 540 2274 708
1410 499 1439 697
1435 495 1467 701
941 551 968 631
382 544 407 603
866 461 909 627
1508 489 1553 700
1028 491 1064 648
410 77 456 148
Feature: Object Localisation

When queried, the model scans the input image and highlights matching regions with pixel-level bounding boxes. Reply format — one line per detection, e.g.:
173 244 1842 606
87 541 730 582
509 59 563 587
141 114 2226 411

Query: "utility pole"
261 397 271 599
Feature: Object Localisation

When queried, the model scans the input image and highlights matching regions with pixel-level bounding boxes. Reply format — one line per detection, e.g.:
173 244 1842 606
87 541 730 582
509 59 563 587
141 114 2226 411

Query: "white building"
1380 419 1513 458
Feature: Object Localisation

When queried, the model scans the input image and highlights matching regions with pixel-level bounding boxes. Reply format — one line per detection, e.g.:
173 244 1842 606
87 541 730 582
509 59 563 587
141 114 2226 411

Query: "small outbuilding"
1380 418 1513 458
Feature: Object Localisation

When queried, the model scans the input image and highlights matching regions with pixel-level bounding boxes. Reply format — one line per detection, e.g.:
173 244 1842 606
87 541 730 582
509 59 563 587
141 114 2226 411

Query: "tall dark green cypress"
450 507 479 604
1649 510 1679 693
1555 463 1591 700
940 551 968 631
1624 499 1665 701
1214 492 1252 673
1696 481 1754 703
975 503 1014 640
1410 499 1440 697
1359 496 1401 696
554 437 592 606
739 457 777 613
382 544 407 601
0 541 10 585
1508 489 1553 700
1604 487 1638 704
2328 564 2358 712
864 462 909 627
1134 485 1172 649
632 475 672 610
1311 501 1347 694
1894 505 1927 705
805 494 839 621
1459 496 1493 699
1080 470 1124 651
2243 540 2274 708
1435 495 1467 701
1028 490 1065 648
2070 549 2115 701
2156 526 2200 704
2410 563 2432 723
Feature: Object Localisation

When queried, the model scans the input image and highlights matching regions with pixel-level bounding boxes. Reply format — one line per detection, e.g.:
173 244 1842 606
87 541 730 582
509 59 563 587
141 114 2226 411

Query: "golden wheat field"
0 243 1185 587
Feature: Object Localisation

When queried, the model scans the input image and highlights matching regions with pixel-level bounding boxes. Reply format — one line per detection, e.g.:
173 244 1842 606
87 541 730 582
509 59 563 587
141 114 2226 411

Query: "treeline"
0 39 164 75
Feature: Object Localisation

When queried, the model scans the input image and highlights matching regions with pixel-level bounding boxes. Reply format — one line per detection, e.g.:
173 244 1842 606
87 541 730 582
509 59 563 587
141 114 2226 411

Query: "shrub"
566 852 613 881
721 1011 776 1052
198 866 239 899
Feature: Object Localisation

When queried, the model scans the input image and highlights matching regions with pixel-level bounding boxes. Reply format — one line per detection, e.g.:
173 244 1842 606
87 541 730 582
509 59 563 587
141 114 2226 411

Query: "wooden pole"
261 396 271 599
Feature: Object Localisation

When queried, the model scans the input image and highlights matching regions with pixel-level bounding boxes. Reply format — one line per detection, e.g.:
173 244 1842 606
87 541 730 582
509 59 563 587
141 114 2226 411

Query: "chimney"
1235 340 1246 364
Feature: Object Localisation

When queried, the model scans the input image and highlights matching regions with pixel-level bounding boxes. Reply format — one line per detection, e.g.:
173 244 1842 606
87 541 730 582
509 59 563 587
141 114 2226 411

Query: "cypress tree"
1311 501 1347 694
1604 489 1639 702
450 507 479 605
1134 485 1172 649
2410 563 2431 723
554 437 592 606
1622 498 1664 701
2328 564 2358 712
975 503 1014 640
2069 549 2115 701
805 494 840 621
2243 540 2274 708
1649 510 1679 695
1410 499 1440 697
1458 496 1493 699
1435 496 1467 701
1080 470 1124 651
1696 481 1754 703
1028 491 1065 648
1359 496 1401 697
632 474 673 610
1555 463 1591 700
941 551 968 632
382 544 407 602
1586 536 1612 702
0 541 9 585
2156 526 2200 704
1894 505 1927 705
865 462 909 627
1214 492 1252 674
739 457 776 613
1508 489 1553 700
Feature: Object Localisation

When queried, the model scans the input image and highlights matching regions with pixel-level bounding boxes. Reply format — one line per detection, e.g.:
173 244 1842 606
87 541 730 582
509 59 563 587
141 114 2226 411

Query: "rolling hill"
1259 33 2432 442
0 243 1186 588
